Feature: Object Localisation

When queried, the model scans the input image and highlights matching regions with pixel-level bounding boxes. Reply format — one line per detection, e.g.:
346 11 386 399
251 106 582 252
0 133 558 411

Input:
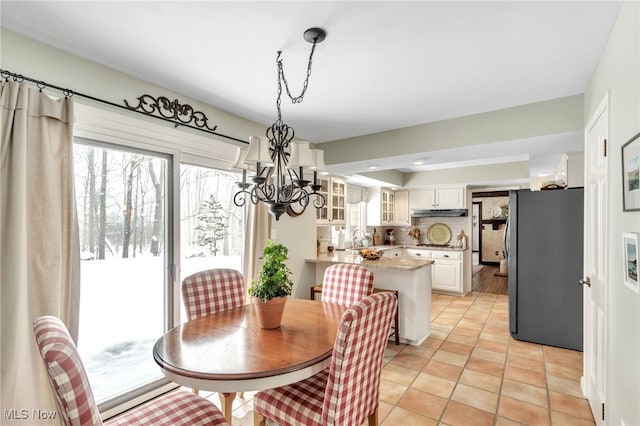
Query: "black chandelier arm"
250 182 277 205
279 182 301 204
286 167 309 189
234 180 326 211
291 189 311 210
233 189 250 207
312 192 327 209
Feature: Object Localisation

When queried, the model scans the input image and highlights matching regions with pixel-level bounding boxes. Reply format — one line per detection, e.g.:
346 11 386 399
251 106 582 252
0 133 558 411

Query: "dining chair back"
181 268 246 423
253 291 398 426
33 316 228 426
321 263 374 307
182 268 245 319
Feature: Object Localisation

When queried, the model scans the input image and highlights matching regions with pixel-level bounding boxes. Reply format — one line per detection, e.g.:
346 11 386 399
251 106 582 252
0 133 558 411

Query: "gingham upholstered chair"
33 316 229 426
253 292 398 426
315 263 400 345
320 263 375 306
181 268 245 422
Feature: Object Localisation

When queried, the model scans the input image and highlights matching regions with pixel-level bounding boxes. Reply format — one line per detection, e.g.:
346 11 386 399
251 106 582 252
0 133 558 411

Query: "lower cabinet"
432 260 462 292
430 251 463 293
381 247 467 294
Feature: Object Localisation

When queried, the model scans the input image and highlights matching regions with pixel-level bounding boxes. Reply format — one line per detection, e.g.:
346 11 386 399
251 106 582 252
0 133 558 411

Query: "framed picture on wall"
622 233 639 294
621 131 640 211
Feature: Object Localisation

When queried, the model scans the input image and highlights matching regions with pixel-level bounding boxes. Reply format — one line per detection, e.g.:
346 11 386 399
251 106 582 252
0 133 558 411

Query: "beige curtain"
0 81 79 424
242 202 270 297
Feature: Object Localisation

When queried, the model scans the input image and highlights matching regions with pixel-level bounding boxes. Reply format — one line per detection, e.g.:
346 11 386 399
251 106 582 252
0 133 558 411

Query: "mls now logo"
3 409 28 420
4 409 57 421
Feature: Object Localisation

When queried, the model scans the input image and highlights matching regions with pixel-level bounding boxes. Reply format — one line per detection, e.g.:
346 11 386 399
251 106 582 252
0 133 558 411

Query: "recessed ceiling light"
412 160 424 166
367 165 378 170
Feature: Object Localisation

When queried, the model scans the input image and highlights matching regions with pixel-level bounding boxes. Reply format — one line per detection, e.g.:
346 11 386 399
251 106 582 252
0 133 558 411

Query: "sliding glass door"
179 163 244 321
74 139 173 407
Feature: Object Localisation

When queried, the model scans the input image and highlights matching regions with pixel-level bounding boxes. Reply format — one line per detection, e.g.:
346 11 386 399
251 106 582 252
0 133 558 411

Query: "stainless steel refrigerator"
507 188 584 351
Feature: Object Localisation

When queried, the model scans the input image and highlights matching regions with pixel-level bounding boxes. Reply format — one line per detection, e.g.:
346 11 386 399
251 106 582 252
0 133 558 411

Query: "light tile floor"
202 292 594 425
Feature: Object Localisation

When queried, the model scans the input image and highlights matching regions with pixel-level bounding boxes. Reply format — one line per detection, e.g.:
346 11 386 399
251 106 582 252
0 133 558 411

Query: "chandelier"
232 28 328 221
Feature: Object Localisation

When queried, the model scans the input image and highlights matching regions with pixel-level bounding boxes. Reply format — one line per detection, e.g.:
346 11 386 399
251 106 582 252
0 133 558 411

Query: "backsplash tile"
372 216 472 246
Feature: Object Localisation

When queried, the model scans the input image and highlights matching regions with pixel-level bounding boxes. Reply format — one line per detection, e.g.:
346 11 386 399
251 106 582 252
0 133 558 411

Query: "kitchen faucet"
352 228 366 248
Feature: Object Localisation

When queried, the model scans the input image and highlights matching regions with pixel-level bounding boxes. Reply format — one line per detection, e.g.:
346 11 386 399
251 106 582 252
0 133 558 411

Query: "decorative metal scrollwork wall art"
124 94 218 131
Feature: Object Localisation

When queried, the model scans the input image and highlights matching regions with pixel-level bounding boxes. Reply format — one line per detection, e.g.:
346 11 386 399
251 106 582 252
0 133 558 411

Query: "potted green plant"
248 240 294 329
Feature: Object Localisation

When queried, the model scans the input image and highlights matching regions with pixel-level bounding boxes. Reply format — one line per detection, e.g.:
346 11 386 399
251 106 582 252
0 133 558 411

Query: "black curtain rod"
0 68 248 144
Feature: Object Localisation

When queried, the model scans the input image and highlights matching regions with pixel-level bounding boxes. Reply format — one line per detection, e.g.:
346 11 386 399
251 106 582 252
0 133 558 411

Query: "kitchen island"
306 251 433 346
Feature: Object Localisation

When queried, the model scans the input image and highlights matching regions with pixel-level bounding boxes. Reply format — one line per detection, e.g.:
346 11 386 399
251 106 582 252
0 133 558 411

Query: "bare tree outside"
97 148 108 259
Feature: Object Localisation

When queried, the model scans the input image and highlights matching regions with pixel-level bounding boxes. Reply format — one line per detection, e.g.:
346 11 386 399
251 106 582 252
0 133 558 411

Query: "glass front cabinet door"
317 177 346 225
316 177 330 223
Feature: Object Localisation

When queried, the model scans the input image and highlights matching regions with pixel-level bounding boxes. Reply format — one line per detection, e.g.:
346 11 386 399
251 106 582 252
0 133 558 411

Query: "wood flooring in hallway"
473 265 508 295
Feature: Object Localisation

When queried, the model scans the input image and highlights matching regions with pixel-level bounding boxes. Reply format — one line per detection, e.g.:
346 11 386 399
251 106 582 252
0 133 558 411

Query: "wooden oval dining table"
153 299 347 394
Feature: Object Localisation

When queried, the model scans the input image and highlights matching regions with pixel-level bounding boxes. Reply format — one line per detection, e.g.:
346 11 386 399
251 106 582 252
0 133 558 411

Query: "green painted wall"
321 95 584 166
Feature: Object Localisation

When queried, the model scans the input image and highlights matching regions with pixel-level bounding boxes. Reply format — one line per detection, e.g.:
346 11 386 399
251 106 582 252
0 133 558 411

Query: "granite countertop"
371 244 467 252
307 252 434 271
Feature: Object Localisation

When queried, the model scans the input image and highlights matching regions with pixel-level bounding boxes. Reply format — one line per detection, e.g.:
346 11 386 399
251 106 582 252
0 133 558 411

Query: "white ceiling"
1 1 621 178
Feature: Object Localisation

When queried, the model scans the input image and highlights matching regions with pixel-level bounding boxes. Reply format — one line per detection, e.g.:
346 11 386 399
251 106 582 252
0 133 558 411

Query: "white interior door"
583 99 608 425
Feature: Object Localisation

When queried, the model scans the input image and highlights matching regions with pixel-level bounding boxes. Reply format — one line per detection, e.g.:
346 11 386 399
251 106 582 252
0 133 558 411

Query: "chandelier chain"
275 39 318 120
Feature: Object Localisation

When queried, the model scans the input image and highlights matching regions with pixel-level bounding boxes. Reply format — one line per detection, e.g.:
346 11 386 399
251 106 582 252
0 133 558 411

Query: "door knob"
579 277 591 287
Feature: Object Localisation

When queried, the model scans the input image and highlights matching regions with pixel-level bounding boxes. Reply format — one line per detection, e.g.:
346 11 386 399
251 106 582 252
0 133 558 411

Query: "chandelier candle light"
233 27 328 220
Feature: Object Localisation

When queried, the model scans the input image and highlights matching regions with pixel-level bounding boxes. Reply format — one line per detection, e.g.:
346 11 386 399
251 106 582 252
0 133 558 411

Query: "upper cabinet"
367 187 393 226
437 187 466 208
409 187 466 210
317 177 347 225
394 191 410 226
367 189 410 226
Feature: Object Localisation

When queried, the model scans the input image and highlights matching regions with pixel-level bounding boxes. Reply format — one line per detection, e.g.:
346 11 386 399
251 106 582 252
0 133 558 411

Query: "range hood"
411 209 468 218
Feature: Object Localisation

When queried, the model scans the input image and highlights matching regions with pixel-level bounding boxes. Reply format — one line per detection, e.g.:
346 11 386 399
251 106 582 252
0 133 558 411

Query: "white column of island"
306 252 433 346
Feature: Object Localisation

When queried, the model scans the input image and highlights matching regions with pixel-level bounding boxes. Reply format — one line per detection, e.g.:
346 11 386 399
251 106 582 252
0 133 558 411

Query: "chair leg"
219 392 236 423
368 408 379 426
394 303 400 346
253 411 266 426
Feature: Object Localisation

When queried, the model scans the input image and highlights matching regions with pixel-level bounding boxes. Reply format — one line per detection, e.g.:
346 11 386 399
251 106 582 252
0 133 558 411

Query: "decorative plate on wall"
427 223 452 245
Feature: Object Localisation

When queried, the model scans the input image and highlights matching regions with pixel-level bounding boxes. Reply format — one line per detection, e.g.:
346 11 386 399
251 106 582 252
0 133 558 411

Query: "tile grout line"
221 291 592 426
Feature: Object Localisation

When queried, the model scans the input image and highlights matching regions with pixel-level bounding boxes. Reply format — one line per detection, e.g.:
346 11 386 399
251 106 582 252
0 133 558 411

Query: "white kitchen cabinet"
432 260 462 292
383 248 403 257
431 251 463 293
409 190 435 210
367 188 395 226
401 248 466 294
381 190 394 224
409 187 466 210
393 191 410 226
437 188 465 209
316 177 347 225
404 248 431 258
